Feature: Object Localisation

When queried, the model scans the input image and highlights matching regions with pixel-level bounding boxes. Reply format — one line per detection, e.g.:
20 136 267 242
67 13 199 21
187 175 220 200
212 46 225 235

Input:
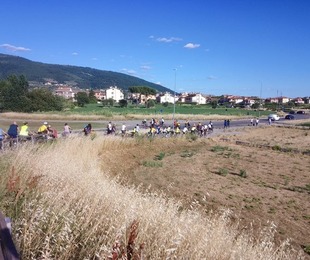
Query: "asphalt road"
94 113 309 133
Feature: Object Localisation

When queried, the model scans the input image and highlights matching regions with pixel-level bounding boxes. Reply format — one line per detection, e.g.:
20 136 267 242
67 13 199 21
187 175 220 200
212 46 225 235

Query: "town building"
156 92 175 103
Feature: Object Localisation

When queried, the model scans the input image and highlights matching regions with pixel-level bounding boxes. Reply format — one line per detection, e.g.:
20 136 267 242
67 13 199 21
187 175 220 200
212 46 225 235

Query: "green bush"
240 169 247 178
217 168 228 176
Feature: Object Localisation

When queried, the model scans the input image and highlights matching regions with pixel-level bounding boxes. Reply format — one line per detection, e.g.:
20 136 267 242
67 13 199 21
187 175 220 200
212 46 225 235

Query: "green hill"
0 53 171 92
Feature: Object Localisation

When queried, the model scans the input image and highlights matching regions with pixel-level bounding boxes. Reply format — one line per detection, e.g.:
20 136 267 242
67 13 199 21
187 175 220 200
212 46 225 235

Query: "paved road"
91 113 309 133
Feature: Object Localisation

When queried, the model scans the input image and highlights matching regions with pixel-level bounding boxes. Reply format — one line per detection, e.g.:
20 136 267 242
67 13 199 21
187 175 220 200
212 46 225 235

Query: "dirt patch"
101 126 310 258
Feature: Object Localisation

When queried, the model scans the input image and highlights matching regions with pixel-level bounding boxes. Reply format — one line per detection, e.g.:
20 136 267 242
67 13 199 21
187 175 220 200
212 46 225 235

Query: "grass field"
0 124 309 259
72 103 273 116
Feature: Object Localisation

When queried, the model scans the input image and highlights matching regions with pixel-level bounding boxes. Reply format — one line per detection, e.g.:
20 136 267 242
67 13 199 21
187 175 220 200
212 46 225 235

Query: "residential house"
128 93 156 104
265 97 279 103
185 93 206 105
54 87 77 100
303 97 310 104
243 98 256 106
278 97 290 104
93 89 106 101
105 86 124 102
293 97 305 105
156 92 174 104
178 93 188 103
227 95 244 104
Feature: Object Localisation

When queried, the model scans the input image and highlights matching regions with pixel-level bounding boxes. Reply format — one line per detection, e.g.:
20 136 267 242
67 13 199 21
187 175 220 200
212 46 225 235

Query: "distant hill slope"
0 53 171 93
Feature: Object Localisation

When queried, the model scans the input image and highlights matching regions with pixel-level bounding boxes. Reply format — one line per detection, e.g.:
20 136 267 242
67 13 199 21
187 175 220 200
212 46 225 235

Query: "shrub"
218 168 228 176
186 133 198 141
240 169 247 178
154 152 165 161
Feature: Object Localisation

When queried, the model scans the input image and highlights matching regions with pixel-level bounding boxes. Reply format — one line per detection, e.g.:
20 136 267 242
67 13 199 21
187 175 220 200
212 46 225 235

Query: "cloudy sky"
1 0 309 98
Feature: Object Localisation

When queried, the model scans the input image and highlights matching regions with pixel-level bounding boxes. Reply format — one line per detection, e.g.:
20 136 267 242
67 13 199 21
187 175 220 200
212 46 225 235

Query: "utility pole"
172 68 177 129
259 81 262 117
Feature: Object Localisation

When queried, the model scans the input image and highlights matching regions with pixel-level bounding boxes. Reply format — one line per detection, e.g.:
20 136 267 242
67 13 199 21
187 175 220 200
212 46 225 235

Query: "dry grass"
0 111 248 122
0 133 304 259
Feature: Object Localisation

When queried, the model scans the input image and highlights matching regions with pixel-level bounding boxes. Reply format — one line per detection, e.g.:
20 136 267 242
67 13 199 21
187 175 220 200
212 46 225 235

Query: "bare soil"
101 125 310 258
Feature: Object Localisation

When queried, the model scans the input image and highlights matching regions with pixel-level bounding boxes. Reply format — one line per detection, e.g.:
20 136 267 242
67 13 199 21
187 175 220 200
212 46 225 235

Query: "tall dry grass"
0 136 303 259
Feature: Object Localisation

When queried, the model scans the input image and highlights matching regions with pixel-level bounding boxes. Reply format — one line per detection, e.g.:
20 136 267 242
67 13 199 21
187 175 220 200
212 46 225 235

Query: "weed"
239 169 247 178
268 207 276 214
217 168 228 176
303 245 310 255
210 145 230 153
272 145 281 151
154 152 165 161
186 133 198 141
180 150 195 158
142 161 163 167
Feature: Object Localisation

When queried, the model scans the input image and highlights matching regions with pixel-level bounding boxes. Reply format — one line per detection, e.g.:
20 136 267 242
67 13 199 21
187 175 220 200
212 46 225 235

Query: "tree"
0 75 30 112
251 103 260 109
211 100 218 109
128 86 157 104
146 99 155 108
88 89 97 103
27 88 64 111
119 99 128 108
102 98 114 107
75 92 89 107
162 102 169 107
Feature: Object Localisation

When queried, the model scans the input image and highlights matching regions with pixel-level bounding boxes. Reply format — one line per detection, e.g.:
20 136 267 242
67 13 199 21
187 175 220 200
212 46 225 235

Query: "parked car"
268 114 280 121
285 115 295 120
296 110 305 114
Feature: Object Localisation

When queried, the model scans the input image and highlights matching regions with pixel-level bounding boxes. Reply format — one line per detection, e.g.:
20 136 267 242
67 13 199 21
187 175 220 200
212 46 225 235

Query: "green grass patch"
297 122 310 127
180 150 195 158
217 168 228 176
154 152 165 161
54 103 273 117
142 161 163 167
210 145 231 153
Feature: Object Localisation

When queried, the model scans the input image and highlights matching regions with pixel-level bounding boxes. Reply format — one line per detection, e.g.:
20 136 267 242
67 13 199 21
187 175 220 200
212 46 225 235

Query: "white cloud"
0 43 31 52
156 37 182 43
140 65 151 70
184 43 200 49
72 52 78 55
121 68 137 75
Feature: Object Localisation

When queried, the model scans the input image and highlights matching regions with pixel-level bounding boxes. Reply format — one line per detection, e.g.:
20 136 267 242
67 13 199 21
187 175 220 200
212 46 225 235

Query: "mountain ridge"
0 53 171 93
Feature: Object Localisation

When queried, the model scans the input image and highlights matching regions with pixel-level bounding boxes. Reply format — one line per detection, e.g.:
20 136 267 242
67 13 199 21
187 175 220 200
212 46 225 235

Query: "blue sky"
1 0 309 98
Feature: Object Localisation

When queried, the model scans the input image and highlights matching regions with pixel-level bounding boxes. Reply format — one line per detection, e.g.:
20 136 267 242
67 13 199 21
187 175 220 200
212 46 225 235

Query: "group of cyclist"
145 119 214 138
0 118 216 149
0 121 70 150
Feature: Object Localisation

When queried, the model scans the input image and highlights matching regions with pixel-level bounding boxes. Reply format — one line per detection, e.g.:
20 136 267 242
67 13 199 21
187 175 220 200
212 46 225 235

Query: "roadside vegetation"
0 127 308 259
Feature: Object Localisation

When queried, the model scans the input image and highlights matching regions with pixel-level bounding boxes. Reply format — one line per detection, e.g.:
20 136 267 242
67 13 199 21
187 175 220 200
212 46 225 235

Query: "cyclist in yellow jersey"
38 122 48 134
19 122 32 141
19 122 30 136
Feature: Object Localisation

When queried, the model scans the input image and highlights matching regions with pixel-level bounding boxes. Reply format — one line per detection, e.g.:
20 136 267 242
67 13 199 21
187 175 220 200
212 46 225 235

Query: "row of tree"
0 75 66 112
0 75 159 112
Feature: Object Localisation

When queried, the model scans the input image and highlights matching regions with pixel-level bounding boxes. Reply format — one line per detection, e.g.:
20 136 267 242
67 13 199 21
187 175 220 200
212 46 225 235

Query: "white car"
268 114 280 121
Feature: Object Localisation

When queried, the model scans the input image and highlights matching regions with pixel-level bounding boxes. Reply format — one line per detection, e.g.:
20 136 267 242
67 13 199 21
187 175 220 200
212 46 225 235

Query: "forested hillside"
0 53 170 92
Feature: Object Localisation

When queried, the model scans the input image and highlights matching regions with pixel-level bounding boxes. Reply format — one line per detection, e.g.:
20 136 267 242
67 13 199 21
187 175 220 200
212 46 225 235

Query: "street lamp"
173 68 177 127
259 81 262 117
